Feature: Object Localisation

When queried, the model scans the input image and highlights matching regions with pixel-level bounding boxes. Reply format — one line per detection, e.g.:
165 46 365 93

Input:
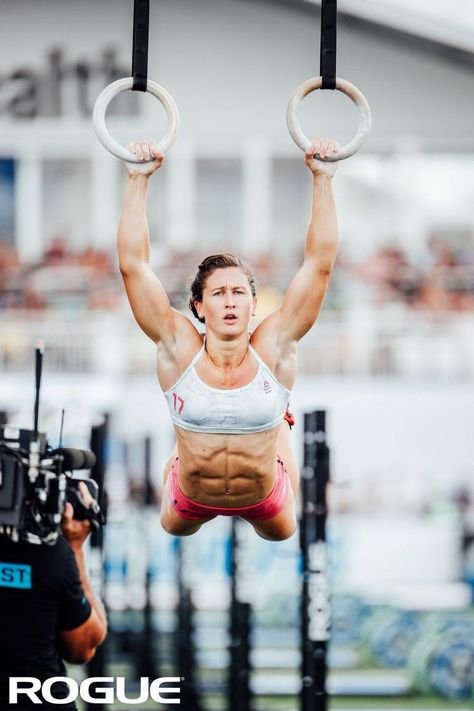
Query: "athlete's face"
196 267 256 334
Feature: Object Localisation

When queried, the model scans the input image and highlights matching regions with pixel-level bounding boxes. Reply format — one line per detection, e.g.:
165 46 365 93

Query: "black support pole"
89 416 109 550
228 518 253 711
176 538 202 710
136 436 157 680
300 410 331 711
86 415 109 711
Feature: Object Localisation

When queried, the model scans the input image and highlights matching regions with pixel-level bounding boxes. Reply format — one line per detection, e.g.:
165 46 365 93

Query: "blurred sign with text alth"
0 48 132 119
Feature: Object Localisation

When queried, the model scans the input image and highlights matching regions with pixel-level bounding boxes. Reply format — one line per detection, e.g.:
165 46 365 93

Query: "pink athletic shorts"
168 457 290 521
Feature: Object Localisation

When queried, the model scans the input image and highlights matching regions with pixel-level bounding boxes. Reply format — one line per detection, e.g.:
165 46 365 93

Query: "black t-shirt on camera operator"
0 536 92 710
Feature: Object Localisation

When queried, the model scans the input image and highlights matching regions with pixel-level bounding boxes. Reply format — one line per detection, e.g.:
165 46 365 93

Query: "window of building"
271 157 309 259
0 159 15 244
42 159 91 253
196 158 242 250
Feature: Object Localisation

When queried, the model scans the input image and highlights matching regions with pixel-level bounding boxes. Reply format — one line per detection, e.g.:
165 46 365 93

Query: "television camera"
0 343 105 545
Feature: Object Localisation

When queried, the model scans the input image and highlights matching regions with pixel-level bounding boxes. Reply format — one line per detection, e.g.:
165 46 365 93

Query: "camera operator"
0 482 107 710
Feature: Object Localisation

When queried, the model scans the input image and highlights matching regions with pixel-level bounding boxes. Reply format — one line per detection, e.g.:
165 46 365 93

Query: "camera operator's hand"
57 481 107 664
61 482 93 550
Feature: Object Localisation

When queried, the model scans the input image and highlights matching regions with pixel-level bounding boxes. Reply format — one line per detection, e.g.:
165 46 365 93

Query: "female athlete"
117 138 339 540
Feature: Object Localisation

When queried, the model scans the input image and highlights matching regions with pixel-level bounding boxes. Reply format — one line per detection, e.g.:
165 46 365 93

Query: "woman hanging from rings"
117 137 339 541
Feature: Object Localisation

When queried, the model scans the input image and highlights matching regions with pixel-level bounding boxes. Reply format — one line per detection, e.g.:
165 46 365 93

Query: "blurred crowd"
1 233 474 313
0 237 119 311
351 237 474 312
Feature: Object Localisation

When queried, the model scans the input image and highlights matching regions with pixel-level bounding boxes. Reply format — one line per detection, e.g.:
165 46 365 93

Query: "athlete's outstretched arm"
117 142 176 345
276 138 339 345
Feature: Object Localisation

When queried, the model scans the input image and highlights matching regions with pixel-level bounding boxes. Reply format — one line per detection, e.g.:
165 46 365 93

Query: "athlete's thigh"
247 489 297 542
160 465 215 536
160 477 211 536
160 505 206 537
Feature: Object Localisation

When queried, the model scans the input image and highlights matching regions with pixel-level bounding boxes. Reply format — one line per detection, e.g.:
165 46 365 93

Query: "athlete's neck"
204 332 250 371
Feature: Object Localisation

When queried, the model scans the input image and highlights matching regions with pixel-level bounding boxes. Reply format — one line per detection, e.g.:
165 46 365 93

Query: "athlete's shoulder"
157 318 204 391
250 310 282 362
250 315 296 390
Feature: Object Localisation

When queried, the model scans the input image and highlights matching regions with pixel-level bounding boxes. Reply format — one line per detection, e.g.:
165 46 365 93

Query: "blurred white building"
1 1 474 504
0 0 473 261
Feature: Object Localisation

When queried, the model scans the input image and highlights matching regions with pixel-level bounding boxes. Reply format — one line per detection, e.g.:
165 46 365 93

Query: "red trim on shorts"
168 457 290 521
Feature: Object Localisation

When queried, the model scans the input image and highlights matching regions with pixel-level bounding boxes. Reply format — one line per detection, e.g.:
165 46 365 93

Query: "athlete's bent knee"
273 520 298 541
255 518 297 542
160 515 182 536
161 514 202 537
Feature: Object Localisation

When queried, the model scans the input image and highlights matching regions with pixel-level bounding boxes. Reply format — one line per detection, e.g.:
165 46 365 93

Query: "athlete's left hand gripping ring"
287 77 372 161
93 77 180 162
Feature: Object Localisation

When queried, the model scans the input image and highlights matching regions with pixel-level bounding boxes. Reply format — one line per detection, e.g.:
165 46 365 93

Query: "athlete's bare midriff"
157 324 297 508
174 424 281 506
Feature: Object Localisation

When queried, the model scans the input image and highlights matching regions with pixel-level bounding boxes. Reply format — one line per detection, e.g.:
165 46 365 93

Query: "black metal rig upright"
175 537 202 710
85 415 109 711
300 410 331 711
136 435 157 680
228 517 253 711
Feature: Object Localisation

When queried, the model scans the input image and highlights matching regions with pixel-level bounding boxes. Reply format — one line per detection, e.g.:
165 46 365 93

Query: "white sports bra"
163 341 290 435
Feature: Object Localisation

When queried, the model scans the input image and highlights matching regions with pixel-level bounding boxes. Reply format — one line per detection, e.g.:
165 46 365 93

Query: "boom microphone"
53 448 96 471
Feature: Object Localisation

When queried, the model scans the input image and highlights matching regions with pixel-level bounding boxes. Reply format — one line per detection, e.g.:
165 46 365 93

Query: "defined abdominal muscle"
175 426 280 505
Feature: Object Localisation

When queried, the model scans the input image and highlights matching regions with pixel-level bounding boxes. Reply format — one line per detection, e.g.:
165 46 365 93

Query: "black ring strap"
320 0 337 90
132 0 150 92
